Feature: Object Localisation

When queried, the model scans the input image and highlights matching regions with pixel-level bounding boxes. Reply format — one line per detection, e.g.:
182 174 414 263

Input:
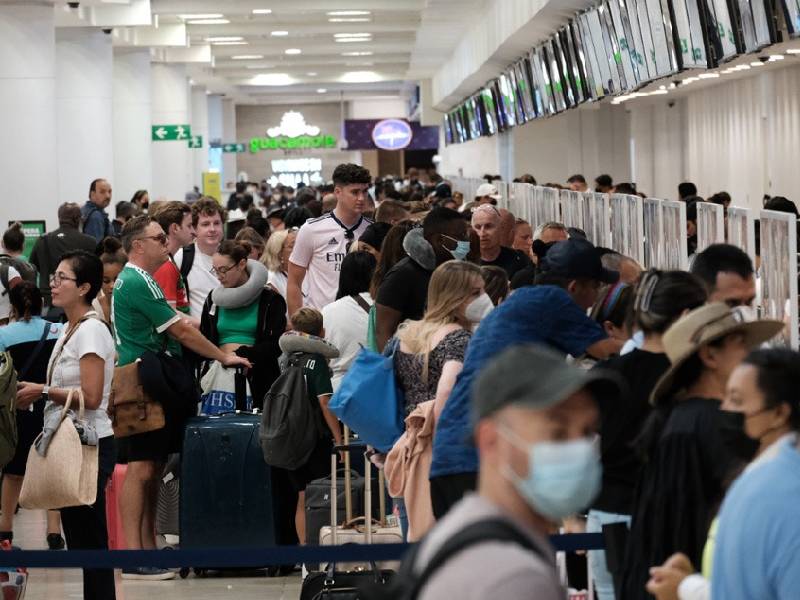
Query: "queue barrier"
0 533 604 569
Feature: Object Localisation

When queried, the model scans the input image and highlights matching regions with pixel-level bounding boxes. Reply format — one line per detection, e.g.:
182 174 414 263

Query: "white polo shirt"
289 212 371 310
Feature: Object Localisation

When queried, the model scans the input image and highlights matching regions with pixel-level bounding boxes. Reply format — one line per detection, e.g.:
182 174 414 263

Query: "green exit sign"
223 143 246 153
188 135 203 149
152 124 192 141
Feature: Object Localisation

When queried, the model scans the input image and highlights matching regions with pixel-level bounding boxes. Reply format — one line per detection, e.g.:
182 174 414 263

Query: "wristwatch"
41 385 50 399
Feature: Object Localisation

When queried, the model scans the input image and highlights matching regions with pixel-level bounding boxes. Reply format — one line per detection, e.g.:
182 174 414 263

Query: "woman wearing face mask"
645 348 799 600
619 303 782 600
389 261 488 539
200 240 286 415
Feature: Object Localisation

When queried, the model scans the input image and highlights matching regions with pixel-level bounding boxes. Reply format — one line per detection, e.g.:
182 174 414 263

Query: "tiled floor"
13 509 303 599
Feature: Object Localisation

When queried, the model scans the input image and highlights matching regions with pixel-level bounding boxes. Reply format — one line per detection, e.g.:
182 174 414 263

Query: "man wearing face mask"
400 345 619 600
375 208 469 351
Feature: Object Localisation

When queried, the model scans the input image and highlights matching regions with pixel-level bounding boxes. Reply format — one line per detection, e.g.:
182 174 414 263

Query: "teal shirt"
217 301 259 346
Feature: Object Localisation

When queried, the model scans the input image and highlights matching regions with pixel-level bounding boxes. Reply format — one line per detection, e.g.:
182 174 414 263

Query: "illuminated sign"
250 111 336 153
372 119 413 150
271 158 323 173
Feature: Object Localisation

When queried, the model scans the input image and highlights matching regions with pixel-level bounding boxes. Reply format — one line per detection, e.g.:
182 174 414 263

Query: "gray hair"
532 221 567 241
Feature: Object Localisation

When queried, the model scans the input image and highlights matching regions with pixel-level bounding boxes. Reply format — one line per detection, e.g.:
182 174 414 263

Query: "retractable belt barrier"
0 534 604 569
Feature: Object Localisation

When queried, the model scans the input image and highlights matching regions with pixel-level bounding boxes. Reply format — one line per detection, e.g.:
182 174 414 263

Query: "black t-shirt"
480 246 532 280
591 349 671 514
376 257 432 322
30 227 97 304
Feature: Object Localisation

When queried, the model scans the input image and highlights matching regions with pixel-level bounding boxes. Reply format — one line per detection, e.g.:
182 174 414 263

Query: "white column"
0 1 58 229
222 98 237 190
150 63 190 201
190 85 209 189
113 48 152 206
56 27 114 207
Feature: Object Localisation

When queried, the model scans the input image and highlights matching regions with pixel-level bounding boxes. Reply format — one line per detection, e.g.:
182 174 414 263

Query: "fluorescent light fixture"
787 49 800 54
249 73 293 86
768 54 785 61
246 64 273 69
659 84 666 90
341 51 373 56
336 38 371 43
212 41 248 45
649 89 668 95
683 76 699 84
284 48 302 55
206 36 243 42
329 18 370 22
346 61 374 67
252 9 273 14
327 10 371 16
306 72 318 76
751 61 765 66
232 55 264 60
317 88 327 93
271 30 289 36
188 19 230 25
179 13 223 19
340 70 381 83
698 73 719 79
334 33 372 38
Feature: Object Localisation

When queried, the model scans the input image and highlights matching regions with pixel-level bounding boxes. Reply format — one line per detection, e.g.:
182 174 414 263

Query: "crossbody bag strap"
45 311 99 386
17 322 52 381
351 294 371 314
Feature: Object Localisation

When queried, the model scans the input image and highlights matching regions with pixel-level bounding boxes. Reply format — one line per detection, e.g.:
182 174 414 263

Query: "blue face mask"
501 431 601 522
443 235 470 261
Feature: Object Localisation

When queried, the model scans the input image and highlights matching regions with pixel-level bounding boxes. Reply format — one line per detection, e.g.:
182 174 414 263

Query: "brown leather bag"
108 360 165 438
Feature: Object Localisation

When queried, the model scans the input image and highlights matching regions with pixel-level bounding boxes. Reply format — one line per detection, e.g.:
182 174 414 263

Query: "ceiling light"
306 72 318 76
328 18 371 23
683 76 699 84
787 49 800 54
317 88 327 93
649 89 668 95
659 84 666 90
327 10 371 16
232 55 264 60
336 38 371 43
698 73 719 79
206 36 243 42
179 13 223 20
768 54 785 61
340 70 381 83
252 9 273 15
188 19 230 24
245 63 274 69
285 48 302 55
250 73 293 86
341 51 373 56
334 33 372 38
751 61 765 66
212 41 248 45
346 61 374 66
271 30 288 36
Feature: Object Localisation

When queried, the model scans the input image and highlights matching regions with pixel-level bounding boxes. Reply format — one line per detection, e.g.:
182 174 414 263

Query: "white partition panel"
759 210 798 349
696 201 725 253
535 187 562 228
610 194 645 265
727 207 757 266
582 192 611 248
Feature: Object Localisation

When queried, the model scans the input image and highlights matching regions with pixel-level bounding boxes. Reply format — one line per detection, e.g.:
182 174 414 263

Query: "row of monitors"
444 0 800 144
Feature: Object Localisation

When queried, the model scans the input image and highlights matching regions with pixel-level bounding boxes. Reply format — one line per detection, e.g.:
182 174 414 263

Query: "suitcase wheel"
194 568 207 578
179 568 190 579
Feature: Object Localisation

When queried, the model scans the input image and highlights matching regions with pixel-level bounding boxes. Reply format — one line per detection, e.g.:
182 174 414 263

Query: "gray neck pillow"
211 259 269 309
403 227 437 271
279 331 340 359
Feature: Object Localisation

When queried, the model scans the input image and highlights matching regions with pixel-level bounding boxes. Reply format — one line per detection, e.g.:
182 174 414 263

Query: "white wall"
348 98 408 120
438 130 499 178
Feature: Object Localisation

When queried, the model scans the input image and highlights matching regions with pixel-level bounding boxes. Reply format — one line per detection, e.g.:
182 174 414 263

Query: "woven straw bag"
19 389 98 510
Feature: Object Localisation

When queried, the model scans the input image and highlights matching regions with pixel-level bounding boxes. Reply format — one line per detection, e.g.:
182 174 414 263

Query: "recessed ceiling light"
232 55 264 60
271 30 289 36
212 41 248 46
188 19 230 25
317 88 327 93
768 54 785 61
327 10 371 16
179 13 223 20
336 38 371 43
306 72 318 76
751 61 765 66
334 33 372 38
787 49 800 54
340 70 381 83
341 51 373 56
252 9 273 15
328 18 371 23
250 73 293 86
206 36 243 42
698 73 719 79
246 64 273 69
285 48 302 55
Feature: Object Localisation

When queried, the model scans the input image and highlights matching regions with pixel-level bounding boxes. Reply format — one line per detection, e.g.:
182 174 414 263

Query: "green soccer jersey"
112 263 182 366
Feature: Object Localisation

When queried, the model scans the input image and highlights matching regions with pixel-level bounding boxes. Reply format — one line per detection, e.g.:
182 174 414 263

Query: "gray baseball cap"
472 344 622 423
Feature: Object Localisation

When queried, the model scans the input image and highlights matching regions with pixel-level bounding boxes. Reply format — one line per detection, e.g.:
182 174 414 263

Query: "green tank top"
217 300 259 345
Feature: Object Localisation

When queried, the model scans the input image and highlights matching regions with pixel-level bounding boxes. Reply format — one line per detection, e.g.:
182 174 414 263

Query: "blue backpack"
328 339 405 452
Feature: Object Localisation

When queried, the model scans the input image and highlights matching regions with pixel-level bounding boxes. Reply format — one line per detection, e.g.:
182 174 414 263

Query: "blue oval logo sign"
372 119 413 150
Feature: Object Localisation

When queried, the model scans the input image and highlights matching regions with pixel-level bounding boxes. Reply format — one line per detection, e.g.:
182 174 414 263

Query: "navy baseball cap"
540 238 619 284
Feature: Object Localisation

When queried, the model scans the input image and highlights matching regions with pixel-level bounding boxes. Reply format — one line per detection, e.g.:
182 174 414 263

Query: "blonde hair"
396 260 482 382
261 230 290 272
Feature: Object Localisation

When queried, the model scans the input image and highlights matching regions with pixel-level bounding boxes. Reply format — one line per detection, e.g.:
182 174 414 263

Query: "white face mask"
465 293 494 325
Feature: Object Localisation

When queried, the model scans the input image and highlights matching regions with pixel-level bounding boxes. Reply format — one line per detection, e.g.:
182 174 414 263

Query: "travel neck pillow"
211 259 269 309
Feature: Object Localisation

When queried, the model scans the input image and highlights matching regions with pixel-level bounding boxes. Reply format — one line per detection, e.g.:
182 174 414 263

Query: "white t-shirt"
322 292 373 392
267 270 288 299
289 212 371 310
0 265 20 320
174 243 219 319
46 314 115 438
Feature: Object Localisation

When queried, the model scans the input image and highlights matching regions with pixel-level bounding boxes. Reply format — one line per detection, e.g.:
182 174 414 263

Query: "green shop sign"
11 220 45 260
249 135 337 153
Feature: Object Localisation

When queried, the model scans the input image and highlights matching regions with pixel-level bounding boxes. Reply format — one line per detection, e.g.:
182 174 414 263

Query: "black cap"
540 238 619 284
433 183 452 199
359 222 392 251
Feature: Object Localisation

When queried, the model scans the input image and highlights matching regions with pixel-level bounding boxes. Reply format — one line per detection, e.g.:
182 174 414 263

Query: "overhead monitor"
545 40 568 112
480 87 498 135
736 0 777 51
632 0 679 78
671 0 711 68
702 0 740 62
571 17 602 100
597 2 627 92
607 0 645 87
498 72 517 128
576 11 612 98
529 46 556 115
781 0 800 37
443 114 453 145
465 96 480 139
514 59 538 121
562 25 589 103
505 67 527 125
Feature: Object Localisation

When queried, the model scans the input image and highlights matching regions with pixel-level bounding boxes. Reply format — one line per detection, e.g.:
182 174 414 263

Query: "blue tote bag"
328 339 405 452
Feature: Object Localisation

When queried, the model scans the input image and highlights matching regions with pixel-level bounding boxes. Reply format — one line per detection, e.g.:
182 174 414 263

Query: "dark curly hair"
332 163 372 187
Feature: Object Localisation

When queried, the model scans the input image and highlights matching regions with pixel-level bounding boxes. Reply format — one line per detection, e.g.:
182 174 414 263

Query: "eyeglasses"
49 272 78 287
211 264 237 276
136 233 168 245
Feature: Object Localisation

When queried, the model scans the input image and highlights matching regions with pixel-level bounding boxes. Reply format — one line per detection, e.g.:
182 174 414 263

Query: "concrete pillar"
150 63 190 201
190 85 209 189
113 48 152 207
56 27 114 208
0 1 58 229
222 98 237 190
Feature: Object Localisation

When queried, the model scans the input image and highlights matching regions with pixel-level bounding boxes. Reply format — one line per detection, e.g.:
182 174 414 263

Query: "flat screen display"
562 25 588 103
545 40 568 112
443 114 453 145
480 87 498 135
570 19 599 100
598 3 626 92
703 0 740 62
633 0 678 78
454 106 467 143
672 0 710 68
622 0 653 83
782 0 800 37
514 59 538 121
607 0 644 87
465 97 480 140
529 46 556 115
498 73 517 128
577 11 612 98
551 35 575 108
505 67 527 125
492 80 508 130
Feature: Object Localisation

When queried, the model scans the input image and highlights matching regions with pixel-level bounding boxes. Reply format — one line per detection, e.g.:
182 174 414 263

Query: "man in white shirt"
287 163 372 315
174 198 224 320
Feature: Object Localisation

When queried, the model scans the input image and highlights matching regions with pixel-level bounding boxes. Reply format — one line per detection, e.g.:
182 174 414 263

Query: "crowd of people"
0 164 798 600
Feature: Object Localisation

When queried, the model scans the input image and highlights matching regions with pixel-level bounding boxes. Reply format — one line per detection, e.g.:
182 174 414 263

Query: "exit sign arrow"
151 124 193 142
222 143 246 153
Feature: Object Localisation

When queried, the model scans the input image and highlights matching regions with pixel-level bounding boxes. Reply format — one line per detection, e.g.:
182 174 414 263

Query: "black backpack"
260 352 324 470
359 518 544 600
0 255 37 297
178 243 195 299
